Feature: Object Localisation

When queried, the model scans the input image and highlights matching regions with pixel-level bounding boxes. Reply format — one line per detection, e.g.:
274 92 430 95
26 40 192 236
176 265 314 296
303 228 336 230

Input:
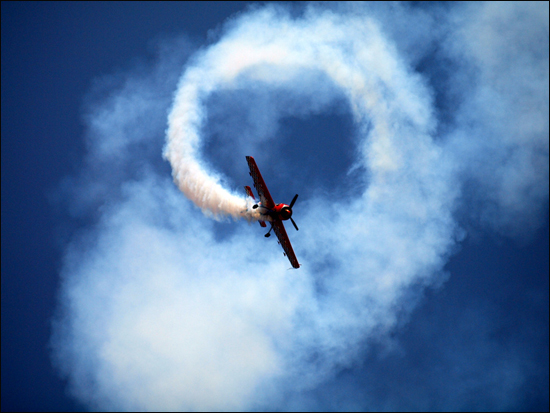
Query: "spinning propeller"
288 194 299 231
264 194 299 237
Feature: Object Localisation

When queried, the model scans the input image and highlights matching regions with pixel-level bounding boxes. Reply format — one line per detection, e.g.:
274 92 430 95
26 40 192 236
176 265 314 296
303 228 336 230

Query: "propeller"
289 194 299 231
265 194 300 237
290 217 299 231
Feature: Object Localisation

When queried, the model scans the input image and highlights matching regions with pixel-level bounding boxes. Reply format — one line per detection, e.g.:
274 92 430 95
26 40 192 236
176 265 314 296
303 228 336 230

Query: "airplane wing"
272 220 300 268
246 156 275 209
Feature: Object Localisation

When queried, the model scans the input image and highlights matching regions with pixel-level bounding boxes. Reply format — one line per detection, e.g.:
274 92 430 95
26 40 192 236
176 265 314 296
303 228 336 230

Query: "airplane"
244 156 301 269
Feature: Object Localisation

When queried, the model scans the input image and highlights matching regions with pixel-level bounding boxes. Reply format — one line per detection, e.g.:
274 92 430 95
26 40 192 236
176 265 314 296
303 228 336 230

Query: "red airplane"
244 156 300 269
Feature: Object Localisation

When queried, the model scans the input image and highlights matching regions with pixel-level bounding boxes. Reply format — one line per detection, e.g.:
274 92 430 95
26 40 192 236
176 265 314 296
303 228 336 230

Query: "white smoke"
52 2 548 411
164 6 440 222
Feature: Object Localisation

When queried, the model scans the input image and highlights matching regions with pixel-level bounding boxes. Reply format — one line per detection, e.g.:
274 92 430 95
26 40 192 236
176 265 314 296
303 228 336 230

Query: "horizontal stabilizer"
244 185 255 200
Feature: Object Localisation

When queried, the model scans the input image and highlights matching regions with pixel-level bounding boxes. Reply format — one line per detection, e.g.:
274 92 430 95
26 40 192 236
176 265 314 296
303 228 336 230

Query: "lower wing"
272 220 300 268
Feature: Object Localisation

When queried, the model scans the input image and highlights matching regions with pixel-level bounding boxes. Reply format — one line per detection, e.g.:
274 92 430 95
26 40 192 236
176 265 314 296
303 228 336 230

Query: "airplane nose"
281 207 292 220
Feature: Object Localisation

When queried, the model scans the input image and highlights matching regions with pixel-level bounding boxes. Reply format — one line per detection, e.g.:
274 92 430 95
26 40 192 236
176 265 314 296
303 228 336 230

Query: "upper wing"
246 156 275 209
272 220 300 268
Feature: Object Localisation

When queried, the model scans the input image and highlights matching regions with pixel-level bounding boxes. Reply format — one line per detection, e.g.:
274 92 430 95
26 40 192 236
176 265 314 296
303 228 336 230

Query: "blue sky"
2 2 548 411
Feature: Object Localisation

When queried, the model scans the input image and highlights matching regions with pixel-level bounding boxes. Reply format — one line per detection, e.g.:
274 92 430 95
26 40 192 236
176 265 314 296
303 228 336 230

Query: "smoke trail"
163 70 248 218
52 2 548 411
164 7 438 221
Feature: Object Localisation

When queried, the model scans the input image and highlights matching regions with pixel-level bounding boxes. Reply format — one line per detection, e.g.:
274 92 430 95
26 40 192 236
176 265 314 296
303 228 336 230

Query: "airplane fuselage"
245 156 300 268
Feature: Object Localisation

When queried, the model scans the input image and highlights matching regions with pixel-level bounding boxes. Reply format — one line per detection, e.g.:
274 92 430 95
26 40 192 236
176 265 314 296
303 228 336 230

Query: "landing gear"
265 224 273 238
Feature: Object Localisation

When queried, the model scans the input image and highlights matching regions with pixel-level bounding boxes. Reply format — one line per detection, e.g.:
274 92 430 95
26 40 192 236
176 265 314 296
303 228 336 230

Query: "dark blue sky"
2 2 548 411
2 3 253 410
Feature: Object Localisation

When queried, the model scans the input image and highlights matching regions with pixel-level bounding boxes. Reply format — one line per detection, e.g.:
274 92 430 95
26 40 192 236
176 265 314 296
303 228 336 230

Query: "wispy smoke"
52 2 548 411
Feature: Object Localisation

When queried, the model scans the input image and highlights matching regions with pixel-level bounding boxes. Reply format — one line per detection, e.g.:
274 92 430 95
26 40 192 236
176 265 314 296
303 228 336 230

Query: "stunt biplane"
244 156 300 269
